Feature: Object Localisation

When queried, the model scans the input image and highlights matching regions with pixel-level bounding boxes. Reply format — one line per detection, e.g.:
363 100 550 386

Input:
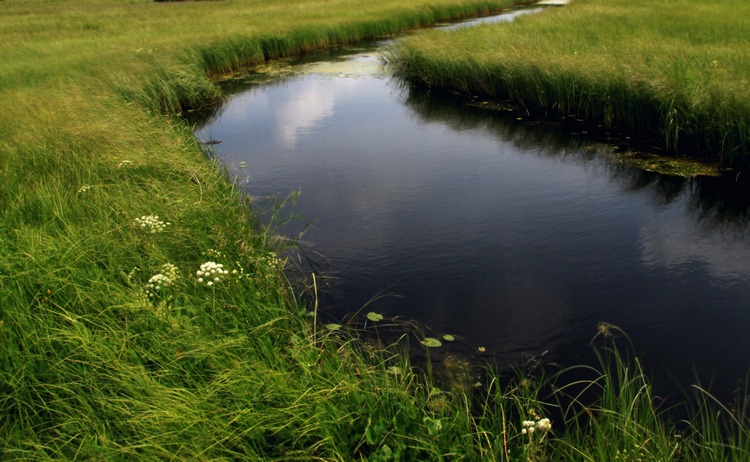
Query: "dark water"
191 13 750 401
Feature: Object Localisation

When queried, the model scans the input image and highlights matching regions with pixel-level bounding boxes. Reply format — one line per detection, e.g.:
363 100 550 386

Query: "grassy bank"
0 0 533 458
2 0 749 459
388 0 750 167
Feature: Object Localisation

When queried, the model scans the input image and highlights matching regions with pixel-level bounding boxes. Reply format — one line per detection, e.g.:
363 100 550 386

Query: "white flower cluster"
134 215 171 233
146 273 173 298
161 263 180 280
263 252 282 269
78 185 93 193
196 261 228 286
144 264 180 299
522 418 551 435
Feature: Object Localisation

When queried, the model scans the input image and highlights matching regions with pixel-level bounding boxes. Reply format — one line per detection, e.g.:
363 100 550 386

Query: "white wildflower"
197 261 228 286
77 185 93 193
536 418 551 432
134 215 170 233
522 416 551 438
260 252 283 270
145 273 174 299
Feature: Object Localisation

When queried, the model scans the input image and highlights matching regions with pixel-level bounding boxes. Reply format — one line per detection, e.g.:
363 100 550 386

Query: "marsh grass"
388 0 750 166
3 0 750 458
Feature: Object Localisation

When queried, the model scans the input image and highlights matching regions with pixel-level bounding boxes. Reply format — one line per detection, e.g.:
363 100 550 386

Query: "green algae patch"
610 150 724 178
217 50 386 86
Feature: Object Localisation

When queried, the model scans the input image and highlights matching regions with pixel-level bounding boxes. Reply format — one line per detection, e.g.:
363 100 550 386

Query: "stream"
190 6 750 401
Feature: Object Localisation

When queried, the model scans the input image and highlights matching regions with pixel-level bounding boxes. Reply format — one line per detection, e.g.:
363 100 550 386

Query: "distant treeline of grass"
2 0 750 459
388 0 750 167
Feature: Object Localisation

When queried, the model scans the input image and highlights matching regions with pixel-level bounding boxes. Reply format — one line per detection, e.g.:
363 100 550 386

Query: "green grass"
0 0 535 457
388 0 750 166
2 0 750 458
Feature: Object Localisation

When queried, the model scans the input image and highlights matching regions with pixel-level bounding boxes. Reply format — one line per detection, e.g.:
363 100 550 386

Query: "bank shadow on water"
400 83 750 229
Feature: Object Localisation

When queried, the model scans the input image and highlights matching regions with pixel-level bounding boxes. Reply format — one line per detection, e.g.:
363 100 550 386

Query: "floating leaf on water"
442 334 455 341
325 323 342 331
477 346 486 353
238 161 248 168
421 337 443 348
366 312 383 322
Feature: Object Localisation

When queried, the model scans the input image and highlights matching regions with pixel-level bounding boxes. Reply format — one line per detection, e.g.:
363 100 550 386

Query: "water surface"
191 15 750 399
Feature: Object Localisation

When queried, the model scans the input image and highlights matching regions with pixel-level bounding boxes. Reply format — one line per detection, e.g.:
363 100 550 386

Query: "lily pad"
366 312 384 322
442 334 455 342
477 346 486 353
325 323 342 331
421 337 443 348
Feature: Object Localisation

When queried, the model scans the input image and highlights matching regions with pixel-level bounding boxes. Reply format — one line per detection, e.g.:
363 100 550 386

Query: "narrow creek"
189 6 750 400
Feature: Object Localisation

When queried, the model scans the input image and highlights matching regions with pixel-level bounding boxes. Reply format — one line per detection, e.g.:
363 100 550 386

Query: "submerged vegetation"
388 0 750 167
1 0 749 458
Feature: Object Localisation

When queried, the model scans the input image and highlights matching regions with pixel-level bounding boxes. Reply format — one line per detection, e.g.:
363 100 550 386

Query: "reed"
388 0 750 166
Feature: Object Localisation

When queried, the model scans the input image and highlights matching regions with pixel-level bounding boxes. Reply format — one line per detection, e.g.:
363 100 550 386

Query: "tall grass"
0 0 535 457
2 0 750 458
388 0 750 166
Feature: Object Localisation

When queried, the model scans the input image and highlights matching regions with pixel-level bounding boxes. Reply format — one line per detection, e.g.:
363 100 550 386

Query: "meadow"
388 0 750 167
1 0 749 459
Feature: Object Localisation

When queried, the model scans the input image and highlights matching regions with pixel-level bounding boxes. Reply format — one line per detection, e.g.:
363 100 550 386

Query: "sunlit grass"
388 0 750 166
